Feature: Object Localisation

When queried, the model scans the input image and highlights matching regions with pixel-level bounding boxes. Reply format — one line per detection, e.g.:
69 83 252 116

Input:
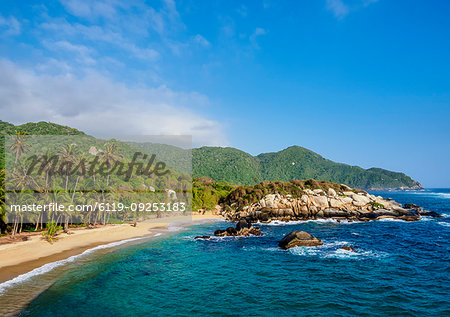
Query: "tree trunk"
64 216 69 233
19 216 23 234
12 215 18 239
71 176 80 202
35 213 40 231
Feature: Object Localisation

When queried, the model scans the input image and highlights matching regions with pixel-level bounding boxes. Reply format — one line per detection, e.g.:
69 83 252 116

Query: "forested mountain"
0 121 422 190
193 146 421 190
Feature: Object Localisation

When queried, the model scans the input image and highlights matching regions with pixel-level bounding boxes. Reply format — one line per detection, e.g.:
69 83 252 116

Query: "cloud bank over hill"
0 0 227 146
0 60 226 146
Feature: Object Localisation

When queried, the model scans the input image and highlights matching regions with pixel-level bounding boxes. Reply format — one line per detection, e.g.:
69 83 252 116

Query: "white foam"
258 220 306 226
325 248 360 259
167 225 184 232
377 217 407 222
289 246 320 256
437 222 450 227
434 193 450 199
258 218 360 226
285 240 388 260
0 237 145 294
408 191 450 199
324 249 385 260
324 241 350 247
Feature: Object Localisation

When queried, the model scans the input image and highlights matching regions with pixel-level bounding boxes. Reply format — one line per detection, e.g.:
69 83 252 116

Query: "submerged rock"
194 235 211 240
404 204 442 217
340 246 358 253
278 231 323 249
418 210 442 218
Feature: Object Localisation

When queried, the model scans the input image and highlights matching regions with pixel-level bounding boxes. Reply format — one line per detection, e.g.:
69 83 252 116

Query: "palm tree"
41 149 56 189
99 143 121 187
8 160 42 238
9 162 41 192
9 131 29 172
71 152 87 202
58 144 77 192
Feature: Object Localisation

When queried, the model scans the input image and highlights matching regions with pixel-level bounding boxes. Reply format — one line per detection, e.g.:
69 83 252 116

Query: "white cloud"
236 5 248 17
326 0 379 19
59 0 121 20
326 0 349 19
39 0 198 63
192 34 210 48
0 14 21 36
40 20 160 62
44 40 97 65
362 0 379 6
0 60 227 146
250 27 266 49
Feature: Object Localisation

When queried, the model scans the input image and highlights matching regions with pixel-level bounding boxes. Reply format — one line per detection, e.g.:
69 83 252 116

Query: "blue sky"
0 0 449 187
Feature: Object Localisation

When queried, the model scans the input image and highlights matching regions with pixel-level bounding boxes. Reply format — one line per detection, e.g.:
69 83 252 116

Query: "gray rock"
278 231 323 249
340 246 357 252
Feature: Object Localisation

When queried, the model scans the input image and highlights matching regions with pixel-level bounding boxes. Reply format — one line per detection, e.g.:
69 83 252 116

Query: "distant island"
0 120 422 191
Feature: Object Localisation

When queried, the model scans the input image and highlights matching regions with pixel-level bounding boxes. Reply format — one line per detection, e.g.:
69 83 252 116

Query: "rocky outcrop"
278 231 323 249
340 246 358 253
219 185 437 223
197 219 261 239
194 235 211 240
403 203 442 218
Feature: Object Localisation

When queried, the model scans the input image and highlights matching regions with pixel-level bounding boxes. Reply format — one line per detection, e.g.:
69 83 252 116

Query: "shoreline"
0 212 224 285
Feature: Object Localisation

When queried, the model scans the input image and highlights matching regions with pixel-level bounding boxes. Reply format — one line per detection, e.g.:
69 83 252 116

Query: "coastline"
0 212 224 285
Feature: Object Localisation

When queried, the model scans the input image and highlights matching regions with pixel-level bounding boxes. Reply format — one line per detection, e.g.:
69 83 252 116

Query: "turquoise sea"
2 189 450 316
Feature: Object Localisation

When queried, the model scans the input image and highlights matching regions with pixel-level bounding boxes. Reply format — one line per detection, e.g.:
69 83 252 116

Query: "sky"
0 0 449 187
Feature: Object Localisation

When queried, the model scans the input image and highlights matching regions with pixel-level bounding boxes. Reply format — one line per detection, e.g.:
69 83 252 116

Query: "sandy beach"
0 212 224 284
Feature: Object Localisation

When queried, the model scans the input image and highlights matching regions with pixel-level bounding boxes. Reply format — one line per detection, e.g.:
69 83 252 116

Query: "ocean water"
12 189 450 316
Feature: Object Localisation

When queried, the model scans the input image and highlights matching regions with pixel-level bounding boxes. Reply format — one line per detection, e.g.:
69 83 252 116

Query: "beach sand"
0 212 224 284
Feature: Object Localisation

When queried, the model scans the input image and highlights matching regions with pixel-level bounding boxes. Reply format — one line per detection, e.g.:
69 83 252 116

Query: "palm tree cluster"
1 135 192 239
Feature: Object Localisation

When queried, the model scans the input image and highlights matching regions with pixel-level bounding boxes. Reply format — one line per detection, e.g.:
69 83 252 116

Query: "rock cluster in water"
195 219 261 240
340 245 358 253
220 187 439 223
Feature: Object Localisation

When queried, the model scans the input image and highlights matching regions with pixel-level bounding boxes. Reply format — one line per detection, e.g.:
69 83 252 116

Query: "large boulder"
352 194 371 207
236 219 252 231
226 227 237 235
312 196 329 209
278 231 323 249
327 188 337 197
338 196 354 204
329 198 344 209
263 194 277 208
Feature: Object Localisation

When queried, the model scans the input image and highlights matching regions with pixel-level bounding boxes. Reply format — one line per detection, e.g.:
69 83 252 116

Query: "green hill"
192 147 263 185
192 146 422 190
0 120 422 190
0 120 85 135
